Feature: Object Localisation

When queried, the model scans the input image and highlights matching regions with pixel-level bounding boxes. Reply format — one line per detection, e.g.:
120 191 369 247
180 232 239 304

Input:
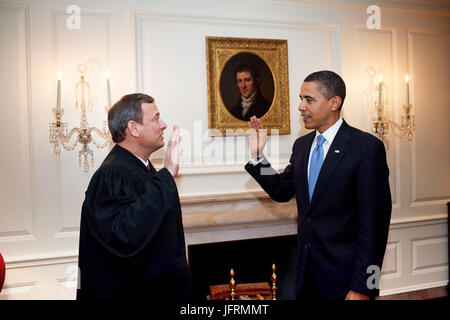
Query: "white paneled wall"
0 4 34 245
381 219 448 294
0 0 448 299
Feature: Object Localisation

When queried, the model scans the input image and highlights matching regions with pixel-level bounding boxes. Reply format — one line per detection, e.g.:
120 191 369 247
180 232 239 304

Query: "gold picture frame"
206 36 290 136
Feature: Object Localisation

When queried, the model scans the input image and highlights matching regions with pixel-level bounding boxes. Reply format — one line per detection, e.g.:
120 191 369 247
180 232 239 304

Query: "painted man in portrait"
228 63 271 121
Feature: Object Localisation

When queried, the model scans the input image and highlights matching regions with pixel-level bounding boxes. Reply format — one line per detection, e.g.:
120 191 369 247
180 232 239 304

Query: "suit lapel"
309 120 351 208
298 132 315 208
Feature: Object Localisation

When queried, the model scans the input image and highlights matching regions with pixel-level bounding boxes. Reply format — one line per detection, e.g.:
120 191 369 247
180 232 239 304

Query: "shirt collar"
242 91 257 104
315 117 343 144
134 155 149 167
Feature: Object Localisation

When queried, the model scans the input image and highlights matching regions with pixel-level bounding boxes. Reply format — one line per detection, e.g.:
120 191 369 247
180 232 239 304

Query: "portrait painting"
206 37 290 136
220 52 274 121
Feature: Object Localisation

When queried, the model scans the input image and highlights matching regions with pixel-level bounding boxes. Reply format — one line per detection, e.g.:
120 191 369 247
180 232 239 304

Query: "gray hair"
107 93 154 143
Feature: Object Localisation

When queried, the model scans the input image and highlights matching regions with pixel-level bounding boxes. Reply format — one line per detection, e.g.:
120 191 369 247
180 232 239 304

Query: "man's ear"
331 96 342 111
126 120 141 138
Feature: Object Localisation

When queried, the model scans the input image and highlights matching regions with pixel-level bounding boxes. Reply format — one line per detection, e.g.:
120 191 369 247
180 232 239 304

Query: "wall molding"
48 7 113 238
134 9 341 29
4 251 78 270
177 159 289 176
381 241 401 279
134 9 340 93
222 0 450 15
0 3 35 241
3 208 445 268
408 29 450 205
0 281 37 299
411 199 450 208
412 236 448 275
181 190 270 204
390 215 447 228
352 24 401 208
380 280 448 296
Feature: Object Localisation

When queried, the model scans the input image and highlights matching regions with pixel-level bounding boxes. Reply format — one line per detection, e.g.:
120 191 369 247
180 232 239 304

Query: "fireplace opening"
188 234 297 300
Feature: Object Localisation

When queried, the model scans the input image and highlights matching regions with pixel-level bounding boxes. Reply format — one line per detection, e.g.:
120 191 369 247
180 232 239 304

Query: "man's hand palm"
248 116 267 159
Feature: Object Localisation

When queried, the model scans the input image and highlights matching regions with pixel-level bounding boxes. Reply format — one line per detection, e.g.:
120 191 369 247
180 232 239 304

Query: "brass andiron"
224 265 277 300
271 263 277 300
229 268 236 300
208 265 277 300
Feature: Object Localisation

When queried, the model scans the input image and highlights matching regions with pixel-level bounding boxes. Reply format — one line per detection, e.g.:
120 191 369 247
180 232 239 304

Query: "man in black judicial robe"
77 93 193 300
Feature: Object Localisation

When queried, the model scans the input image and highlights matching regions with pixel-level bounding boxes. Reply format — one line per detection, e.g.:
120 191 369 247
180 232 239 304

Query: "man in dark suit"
228 64 271 121
245 70 392 300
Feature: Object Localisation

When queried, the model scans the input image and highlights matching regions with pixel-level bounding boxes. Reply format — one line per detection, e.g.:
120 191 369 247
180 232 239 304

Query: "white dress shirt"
134 155 149 168
241 91 257 117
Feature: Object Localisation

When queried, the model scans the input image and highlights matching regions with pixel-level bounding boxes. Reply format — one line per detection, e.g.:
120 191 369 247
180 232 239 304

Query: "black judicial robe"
76 145 193 300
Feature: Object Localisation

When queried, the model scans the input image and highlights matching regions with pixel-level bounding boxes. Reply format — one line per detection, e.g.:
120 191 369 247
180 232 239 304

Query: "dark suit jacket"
245 120 392 299
229 91 271 121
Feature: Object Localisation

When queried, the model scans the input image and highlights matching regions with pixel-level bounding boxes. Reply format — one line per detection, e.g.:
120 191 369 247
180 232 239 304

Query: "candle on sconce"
405 74 410 113
56 71 62 117
105 69 111 108
378 74 383 115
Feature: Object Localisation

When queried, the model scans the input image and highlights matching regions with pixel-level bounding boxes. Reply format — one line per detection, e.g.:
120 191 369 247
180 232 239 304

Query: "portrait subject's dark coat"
229 90 271 121
77 145 193 301
245 120 392 299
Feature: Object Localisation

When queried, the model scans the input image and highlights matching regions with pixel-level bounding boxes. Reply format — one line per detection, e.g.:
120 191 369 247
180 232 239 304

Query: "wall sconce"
373 73 415 149
49 64 113 172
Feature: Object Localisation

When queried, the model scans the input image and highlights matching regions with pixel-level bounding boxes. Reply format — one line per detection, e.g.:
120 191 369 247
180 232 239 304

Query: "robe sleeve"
82 165 180 260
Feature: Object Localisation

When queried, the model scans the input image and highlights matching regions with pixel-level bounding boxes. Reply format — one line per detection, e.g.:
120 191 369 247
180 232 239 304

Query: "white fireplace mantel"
181 192 298 247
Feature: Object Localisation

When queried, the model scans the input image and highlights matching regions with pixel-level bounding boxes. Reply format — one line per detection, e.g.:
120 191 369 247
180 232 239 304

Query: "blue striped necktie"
308 135 326 201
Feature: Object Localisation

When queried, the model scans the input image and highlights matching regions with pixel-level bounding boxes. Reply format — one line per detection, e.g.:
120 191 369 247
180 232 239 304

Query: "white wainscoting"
1 214 447 299
379 217 448 296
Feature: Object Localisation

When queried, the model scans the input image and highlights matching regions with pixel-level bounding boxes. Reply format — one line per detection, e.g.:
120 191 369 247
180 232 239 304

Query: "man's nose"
298 101 306 111
161 120 167 129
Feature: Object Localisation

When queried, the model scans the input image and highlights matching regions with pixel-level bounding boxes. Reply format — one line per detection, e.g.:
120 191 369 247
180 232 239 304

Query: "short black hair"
108 93 154 143
304 70 346 109
234 63 261 83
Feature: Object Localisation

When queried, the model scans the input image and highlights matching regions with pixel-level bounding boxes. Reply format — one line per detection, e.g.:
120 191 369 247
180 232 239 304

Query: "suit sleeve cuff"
249 156 265 165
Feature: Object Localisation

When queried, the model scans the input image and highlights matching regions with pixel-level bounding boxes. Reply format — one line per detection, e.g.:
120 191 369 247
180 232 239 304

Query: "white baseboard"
380 280 448 296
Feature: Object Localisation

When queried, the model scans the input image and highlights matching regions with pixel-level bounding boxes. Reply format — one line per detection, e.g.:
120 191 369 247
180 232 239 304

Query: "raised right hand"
164 125 181 177
248 116 267 160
